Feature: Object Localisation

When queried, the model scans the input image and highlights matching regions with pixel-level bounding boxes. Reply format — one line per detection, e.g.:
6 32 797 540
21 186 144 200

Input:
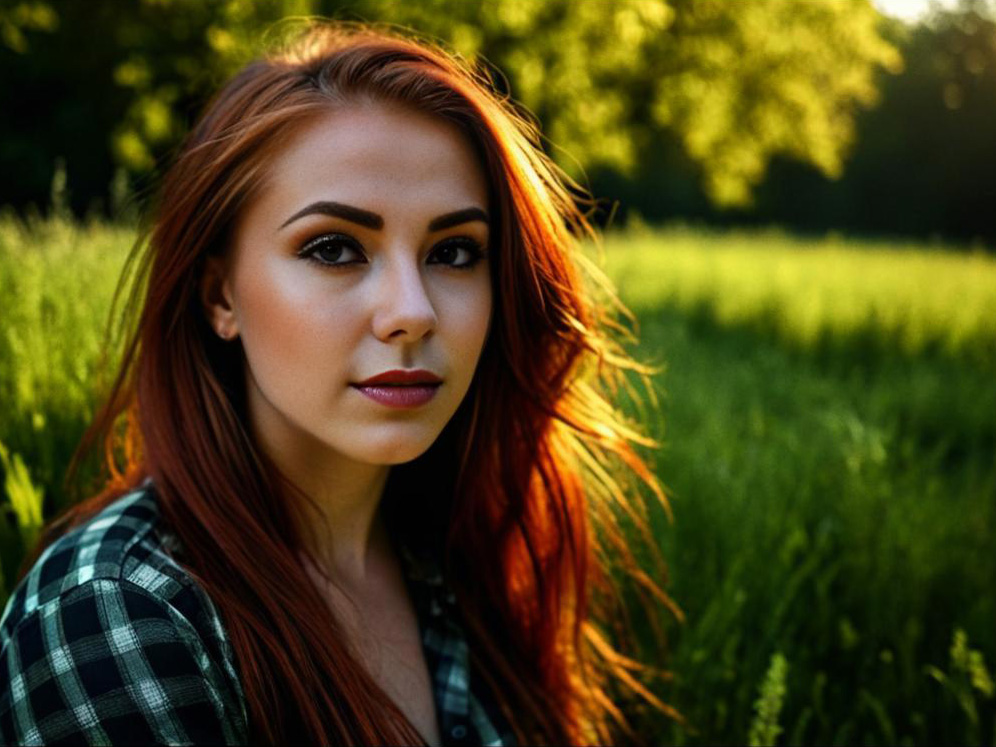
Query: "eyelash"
297 233 487 270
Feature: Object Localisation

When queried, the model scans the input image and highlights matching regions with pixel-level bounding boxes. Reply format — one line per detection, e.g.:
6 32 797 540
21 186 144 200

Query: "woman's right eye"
298 234 366 267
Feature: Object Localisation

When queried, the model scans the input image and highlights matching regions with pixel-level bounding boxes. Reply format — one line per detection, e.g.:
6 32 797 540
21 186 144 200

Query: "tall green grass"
1 218 994 744
601 225 996 372
0 211 133 580
598 227 996 744
630 307 994 745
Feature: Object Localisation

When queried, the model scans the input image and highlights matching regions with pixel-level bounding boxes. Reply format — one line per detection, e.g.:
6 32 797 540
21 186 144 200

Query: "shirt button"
451 725 467 739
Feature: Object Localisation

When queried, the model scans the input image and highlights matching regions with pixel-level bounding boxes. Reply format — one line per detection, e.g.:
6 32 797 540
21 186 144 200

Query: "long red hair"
26 23 677 745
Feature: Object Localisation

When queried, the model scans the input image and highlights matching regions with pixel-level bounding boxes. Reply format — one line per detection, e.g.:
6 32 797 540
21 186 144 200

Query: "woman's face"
202 101 492 469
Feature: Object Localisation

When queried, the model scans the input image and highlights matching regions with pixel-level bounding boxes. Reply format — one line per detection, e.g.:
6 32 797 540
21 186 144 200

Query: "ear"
200 255 239 341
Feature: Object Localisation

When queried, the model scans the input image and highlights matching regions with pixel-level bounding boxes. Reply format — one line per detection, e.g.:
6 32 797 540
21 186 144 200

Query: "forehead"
257 101 489 221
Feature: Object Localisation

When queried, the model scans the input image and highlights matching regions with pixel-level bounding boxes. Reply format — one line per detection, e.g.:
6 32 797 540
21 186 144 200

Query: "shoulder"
1 481 192 626
0 482 248 745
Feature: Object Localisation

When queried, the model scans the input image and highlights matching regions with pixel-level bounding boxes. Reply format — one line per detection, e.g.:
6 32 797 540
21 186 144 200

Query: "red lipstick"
351 369 442 409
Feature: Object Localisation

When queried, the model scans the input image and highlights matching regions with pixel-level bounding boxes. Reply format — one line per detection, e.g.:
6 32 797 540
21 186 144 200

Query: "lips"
350 369 442 409
353 369 442 386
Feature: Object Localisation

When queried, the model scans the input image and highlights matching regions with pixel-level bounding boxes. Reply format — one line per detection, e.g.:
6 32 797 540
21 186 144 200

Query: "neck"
245 384 394 587
292 461 392 585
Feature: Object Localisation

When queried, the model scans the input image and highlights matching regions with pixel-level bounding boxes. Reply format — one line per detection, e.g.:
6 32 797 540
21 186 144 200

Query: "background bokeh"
1 1 994 745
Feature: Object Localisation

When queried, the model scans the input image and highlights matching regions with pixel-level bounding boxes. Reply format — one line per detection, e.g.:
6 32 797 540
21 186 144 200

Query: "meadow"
1 216 994 745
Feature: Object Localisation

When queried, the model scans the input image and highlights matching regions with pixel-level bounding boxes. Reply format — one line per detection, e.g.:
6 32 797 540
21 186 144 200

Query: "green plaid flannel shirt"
0 483 515 745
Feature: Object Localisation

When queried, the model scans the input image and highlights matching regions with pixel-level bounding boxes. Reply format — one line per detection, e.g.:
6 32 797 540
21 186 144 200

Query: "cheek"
233 260 357 386
442 277 492 364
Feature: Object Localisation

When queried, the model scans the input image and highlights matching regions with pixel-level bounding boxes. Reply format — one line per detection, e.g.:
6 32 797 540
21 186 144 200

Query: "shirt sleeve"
0 577 247 745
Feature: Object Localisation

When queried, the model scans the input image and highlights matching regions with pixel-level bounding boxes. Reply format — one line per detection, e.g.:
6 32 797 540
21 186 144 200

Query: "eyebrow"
279 201 488 232
280 201 383 230
428 207 489 232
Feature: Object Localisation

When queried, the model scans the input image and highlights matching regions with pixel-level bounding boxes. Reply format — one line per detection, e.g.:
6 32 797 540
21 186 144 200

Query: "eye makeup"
427 237 487 269
297 233 366 267
297 233 488 270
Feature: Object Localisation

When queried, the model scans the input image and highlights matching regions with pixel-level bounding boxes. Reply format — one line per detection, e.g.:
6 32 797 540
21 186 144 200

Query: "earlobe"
200 255 239 341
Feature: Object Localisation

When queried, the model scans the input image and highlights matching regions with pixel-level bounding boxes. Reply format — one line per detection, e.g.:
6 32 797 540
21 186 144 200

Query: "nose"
371 256 437 343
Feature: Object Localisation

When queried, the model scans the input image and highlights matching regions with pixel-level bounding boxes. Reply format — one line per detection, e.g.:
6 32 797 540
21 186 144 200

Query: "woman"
0 23 672 746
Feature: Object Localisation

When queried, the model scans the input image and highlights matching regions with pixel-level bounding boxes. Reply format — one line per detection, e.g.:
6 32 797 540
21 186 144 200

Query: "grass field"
1 216 994 745
601 227 996 745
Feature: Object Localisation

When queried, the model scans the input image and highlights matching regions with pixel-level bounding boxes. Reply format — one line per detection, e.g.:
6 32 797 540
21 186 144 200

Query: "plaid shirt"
0 483 515 745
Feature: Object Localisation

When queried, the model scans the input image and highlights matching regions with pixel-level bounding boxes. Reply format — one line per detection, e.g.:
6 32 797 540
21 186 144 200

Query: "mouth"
350 369 442 408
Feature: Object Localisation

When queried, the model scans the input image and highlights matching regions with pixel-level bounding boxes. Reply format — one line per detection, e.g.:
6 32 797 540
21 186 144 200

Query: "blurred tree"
741 0 996 243
0 0 311 212
0 0 900 215
0 0 56 53
364 0 902 206
650 0 901 206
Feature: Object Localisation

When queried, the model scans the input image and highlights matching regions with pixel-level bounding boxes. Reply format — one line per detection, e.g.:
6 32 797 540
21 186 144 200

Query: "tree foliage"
0 0 899 213
649 0 900 205
734 0 996 243
0 0 57 53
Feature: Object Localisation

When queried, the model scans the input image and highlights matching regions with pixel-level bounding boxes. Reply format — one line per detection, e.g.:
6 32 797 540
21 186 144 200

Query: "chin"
339 429 439 466
361 446 434 466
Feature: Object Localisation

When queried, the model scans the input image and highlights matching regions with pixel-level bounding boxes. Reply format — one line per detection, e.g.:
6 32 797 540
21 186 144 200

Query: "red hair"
27 22 676 745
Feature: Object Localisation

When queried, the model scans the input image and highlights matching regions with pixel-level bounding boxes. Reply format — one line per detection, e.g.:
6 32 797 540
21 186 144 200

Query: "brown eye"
429 238 485 269
298 234 366 267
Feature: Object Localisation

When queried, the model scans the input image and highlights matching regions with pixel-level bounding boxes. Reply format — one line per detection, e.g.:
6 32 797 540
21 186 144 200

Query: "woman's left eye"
428 238 486 269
